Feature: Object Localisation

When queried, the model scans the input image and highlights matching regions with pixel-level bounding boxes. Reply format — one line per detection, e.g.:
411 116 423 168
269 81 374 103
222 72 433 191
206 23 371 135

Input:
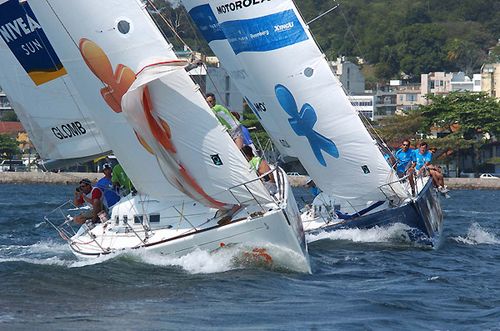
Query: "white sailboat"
0 0 110 169
182 0 443 246
0 0 310 271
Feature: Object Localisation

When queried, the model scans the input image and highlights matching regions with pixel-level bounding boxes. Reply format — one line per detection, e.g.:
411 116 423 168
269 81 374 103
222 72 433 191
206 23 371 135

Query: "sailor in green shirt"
112 163 135 195
241 145 277 195
206 93 243 149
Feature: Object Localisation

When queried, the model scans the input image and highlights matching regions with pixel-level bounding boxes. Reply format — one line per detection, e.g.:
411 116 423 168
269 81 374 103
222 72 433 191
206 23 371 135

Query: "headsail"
0 0 109 165
183 0 403 202
29 0 271 206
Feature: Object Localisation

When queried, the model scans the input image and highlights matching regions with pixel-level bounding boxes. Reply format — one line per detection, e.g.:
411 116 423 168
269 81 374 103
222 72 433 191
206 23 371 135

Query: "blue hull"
309 179 444 246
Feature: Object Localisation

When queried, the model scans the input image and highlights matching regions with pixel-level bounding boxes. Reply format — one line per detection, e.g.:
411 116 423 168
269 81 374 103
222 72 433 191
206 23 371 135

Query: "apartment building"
481 63 500 98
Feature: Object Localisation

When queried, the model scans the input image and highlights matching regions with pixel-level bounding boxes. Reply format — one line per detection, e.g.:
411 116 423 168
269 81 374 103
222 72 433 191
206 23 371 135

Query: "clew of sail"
183 0 405 202
0 0 109 165
28 0 271 207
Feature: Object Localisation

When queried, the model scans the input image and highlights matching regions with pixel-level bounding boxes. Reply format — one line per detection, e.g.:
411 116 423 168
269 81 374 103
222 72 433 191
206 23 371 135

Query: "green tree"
0 134 20 159
420 92 500 139
419 91 500 174
377 111 424 146
1 111 18 122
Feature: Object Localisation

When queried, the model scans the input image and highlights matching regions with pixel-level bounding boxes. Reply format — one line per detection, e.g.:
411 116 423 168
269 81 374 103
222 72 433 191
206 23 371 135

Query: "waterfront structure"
374 85 397 119
0 85 13 119
481 63 500 99
329 57 365 95
348 95 375 120
395 83 422 112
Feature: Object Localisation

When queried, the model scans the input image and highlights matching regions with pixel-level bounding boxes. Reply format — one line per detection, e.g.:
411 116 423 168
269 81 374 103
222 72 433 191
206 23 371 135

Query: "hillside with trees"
150 0 499 83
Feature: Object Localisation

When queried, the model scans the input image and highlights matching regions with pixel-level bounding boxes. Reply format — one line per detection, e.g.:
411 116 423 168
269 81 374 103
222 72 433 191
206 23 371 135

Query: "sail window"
304 67 314 77
134 215 143 224
117 20 131 34
149 214 160 223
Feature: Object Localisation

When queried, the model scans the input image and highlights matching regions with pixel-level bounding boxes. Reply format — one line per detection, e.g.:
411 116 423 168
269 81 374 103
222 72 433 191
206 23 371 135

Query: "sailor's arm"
73 190 83 207
259 160 275 182
91 198 102 222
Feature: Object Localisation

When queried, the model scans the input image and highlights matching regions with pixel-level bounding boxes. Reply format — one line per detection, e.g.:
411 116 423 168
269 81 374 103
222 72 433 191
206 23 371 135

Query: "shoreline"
0 172 499 190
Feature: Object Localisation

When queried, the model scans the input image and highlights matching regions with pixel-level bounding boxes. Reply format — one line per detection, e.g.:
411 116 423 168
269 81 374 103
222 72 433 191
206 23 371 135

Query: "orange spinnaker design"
142 88 175 153
79 38 135 113
79 38 226 209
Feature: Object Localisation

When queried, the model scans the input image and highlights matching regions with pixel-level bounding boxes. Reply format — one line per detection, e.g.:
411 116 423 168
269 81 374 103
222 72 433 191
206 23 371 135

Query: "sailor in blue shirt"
394 140 414 177
305 177 320 197
411 142 449 195
96 163 120 209
412 142 432 173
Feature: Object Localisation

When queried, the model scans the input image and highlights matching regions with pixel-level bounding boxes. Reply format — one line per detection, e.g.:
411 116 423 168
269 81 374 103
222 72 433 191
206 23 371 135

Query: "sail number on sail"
51 122 87 140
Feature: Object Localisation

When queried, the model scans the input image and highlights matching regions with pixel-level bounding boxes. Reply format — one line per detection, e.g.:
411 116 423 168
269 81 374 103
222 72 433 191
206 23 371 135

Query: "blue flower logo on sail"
275 84 339 166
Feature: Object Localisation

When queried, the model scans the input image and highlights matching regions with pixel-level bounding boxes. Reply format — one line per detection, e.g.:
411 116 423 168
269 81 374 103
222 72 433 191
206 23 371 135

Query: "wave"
0 240 308 274
306 223 415 244
0 240 74 266
130 243 309 274
452 223 499 245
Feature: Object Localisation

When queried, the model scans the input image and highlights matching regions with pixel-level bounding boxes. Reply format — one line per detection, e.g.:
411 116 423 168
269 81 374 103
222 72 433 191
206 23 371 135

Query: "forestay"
0 0 109 164
183 0 403 202
29 0 270 207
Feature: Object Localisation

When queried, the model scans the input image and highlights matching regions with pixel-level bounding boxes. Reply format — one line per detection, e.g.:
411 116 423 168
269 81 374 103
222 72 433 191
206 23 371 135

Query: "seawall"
0 172 103 185
0 172 499 189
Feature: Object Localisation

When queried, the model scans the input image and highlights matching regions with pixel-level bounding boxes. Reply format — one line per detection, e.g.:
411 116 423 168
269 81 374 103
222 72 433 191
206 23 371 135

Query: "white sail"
183 0 402 202
122 62 271 207
28 0 271 206
0 0 109 163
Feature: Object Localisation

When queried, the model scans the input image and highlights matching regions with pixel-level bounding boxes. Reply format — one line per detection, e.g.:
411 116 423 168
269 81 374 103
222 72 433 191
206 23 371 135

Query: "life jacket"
83 186 104 209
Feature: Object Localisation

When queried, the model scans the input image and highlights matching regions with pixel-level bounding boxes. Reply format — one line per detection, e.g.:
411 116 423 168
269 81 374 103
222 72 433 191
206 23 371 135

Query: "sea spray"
453 222 499 245
306 223 414 244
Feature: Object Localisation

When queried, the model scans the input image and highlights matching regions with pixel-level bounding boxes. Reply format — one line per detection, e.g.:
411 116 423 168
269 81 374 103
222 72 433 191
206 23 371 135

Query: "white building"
348 95 375 121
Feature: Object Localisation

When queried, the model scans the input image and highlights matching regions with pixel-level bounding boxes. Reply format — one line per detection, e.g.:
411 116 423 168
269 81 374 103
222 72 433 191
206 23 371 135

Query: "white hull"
50 170 310 272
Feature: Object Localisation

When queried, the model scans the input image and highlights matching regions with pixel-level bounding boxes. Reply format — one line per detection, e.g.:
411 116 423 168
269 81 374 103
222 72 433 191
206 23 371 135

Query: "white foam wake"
306 223 413 244
453 223 499 245
126 243 309 274
0 240 73 266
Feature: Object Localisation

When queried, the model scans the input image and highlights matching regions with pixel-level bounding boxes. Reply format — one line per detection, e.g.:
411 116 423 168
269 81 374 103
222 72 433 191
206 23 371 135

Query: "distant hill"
297 0 499 82
152 0 500 82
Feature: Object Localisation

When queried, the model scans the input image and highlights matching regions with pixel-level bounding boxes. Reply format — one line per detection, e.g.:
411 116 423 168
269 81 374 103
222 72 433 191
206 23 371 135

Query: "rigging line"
145 0 193 53
174 3 229 107
145 2 228 108
32 0 108 153
307 4 340 25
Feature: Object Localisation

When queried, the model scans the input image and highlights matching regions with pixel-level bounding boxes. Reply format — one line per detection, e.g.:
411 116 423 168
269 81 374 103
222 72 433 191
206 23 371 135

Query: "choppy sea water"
0 184 499 330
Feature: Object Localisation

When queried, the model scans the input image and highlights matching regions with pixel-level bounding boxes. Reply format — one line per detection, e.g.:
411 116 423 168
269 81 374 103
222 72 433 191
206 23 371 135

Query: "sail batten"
183 0 403 201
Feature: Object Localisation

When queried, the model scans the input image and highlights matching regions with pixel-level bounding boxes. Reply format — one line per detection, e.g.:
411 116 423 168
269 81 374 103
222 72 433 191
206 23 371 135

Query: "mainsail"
28 0 271 206
183 0 402 202
0 0 109 165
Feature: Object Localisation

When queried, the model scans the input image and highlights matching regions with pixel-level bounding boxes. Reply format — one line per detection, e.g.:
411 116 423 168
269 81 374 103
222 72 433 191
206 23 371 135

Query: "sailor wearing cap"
305 177 320 197
96 163 121 209
73 178 105 224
